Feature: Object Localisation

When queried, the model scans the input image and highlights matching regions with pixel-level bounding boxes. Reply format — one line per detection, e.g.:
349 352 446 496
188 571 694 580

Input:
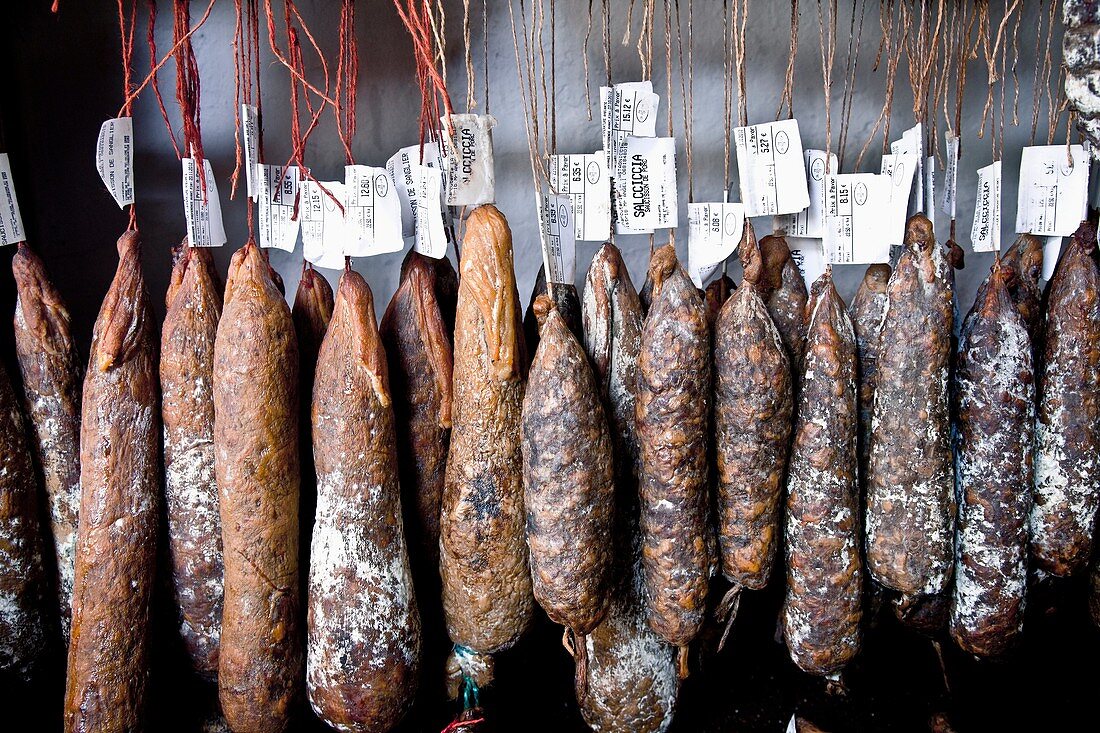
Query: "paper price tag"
410 163 448 259
301 180 349 270
620 136 678 233
539 192 577 285
1042 235 1062 282
789 237 828 287
601 81 660 232
784 149 836 237
549 153 612 241
388 143 445 238
1015 144 1089 236
879 153 919 244
734 118 810 217
241 105 260 200
95 117 134 209
343 165 403 257
182 157 226 248
942 134 959 218
823 173 893 264
890 123 924 214
687 201 745 288
441 113 496 206
971 161 1002 252
924 155 936 216
257 164 301 252
0 154 26 246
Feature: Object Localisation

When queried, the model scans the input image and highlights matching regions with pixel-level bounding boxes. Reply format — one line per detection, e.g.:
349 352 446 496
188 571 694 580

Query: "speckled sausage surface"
215 242 302 733
781 273 862 677
12 243 82 641
759 233 809 369
866 214 955 596
64 231 160 733
849 263 890 493
994 234 1044 346
636 244 711 651
307 270 421 732
440 204 533 654
950 263 1034 657
1031 220 1100 577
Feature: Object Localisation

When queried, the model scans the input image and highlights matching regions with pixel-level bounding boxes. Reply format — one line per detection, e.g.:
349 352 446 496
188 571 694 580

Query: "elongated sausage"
781 272 862 676
849 264 890 493
950 262 1034 657
995 234 1044 346
215 242 302 733
636 244 711 669
307 269 421 732
759 233 809 369
866 214 955 596
578 242 677 732
65 230 160 732
440 204 533 662
12 243 82 641
524 264 583 352
1031 220 1100 577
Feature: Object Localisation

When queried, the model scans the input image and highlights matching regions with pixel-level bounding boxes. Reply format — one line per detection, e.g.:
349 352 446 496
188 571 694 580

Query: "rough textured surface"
522 295 615 636
781 273 862 677
986 234 1044 348
524 264 583 353
849 263 891 496
949 263 1034 658
1031 220 1100 577
1064 0 1100 156
160 245 223 679
714 224 792 590
704 275 735 328
215 242 302 733
759 233 809 370
578 242 678 733
11 243 82 641
64 230 160 733
440 204 533 655
307 270 421 733
636 244 711 651
866 215 955 596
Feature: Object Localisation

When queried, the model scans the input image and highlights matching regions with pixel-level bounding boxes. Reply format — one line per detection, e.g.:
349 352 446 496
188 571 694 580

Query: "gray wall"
2 1 1067 351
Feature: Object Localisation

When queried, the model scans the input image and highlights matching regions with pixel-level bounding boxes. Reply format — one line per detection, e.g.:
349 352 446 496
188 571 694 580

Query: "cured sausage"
636 244 711 673
522 294 615 652
440 204 533 665
1031 220 1100 577
704 274 735 328
65 231 160 732
781 272 862 676
578 242 677 732
12 243 82 640
161 245 223 679
866 214 955 596
950 262 1034 657
524 264 582 352
215 241 302 733
849 264 890 493
307 269 421 732
759 233 809 369
996 234 1044 346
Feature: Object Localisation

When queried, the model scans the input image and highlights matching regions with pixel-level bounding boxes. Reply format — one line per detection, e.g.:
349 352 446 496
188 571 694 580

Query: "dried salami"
759 233 809 369
65 231 160 732
704 274 735 328
524 264 582 352
781 272 862 676
849 264 890 492
997 234 1044 346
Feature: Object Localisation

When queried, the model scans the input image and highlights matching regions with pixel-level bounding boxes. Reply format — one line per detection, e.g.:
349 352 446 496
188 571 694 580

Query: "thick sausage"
307 269 421 731
215 242 302 733
578 242 678 732
160 245 223 679
781 272 862 676
704 274 735 328
11 243 82 641
759 233 809 369
949 262 1034 657
636 244 711 669
849 264 891 493
1031 220 1100 577
64 230 160 732
440 204 533 661
996 233 1044 346
866 214 955 596
524 264 582 352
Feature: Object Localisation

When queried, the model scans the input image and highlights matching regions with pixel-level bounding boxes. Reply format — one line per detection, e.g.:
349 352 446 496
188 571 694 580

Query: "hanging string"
776 0 798 120
483 0 490 113
977 0 1021 159
836 0 868 167
464 0 476 111
817 0 838 173
116 0 139 230
173 0 208 194
392 0 455 155
230 0 263 237
583 0 595 119
603 0 612 86
722 0 734 190
334 0 359 165
855 0 905 169
675 0 694 202
734 0 749 129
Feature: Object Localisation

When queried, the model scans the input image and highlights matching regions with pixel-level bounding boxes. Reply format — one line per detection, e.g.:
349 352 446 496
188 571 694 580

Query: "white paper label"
687 201 746 288
95 117 135 209
971 161 1002 252
734 118 810 217
182 157 227 248
890 123 924 214
620 136 678 232
257 164 302 252
786 715 799 733
343 165 403 256
301 180 349 270
1042 235 1062 282
1015 144 1089 236
388 143 445 238
410 163 448 259
879 153 919 244
549 153 612 241
0 154 26 246
784 149 836 237
924 155 936 216
441 113 496 206
601 81 660 231
789 237 828 287
942 134 959 218
540 193 577 285
823 173 894 264
242 104 259 200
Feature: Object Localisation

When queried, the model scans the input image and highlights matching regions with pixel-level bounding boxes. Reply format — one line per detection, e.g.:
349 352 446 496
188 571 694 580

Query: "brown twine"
722 0 734 188
855 0 906 169
483 0 490 113
816 0 838 173
734 0 749 128
463 0 476 111
583 0 595 119
776 0 799 121
675 0 694 201
837 0 868 167
115 0 139 230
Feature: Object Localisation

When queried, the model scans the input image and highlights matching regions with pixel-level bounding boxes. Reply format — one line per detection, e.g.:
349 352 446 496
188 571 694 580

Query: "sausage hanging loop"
715 584 742 653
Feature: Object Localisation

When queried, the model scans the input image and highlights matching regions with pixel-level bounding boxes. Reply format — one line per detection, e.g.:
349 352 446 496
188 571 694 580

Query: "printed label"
889 123 924 214
784 149 836 237
388 142 446 239
823 173 893 264
734 118 810 217
182 157 227 248
301 180 349 269
0 154 26 246
241 105 260 199
942 134 959 218
789 236 828 286
971 161 1002 252
410 163 448 259
924 154 936 216
441 113 496 206
548 153 612 241
95 117 135 208
687 201 745 288
620 136 678 232
344 165 403 256
601 81 660 231
1016 144 1089 236
879 152 919 245
540 192 577 285
257 164 301 252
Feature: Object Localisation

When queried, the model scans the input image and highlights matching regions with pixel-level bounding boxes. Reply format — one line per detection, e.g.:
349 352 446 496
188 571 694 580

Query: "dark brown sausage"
524 264 583 353
1031 220 1100 577
949 262 1034 657
401 252 459 336
636 244 711 662
704 274 735 328
307 269 421 732
12 243 82 641
866 214 955 596
215 242 302 733
64 230 160 732
781 272 862 676
849 263 891 493
997 233 1044 346
440 204 533 660
759 233 809 369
